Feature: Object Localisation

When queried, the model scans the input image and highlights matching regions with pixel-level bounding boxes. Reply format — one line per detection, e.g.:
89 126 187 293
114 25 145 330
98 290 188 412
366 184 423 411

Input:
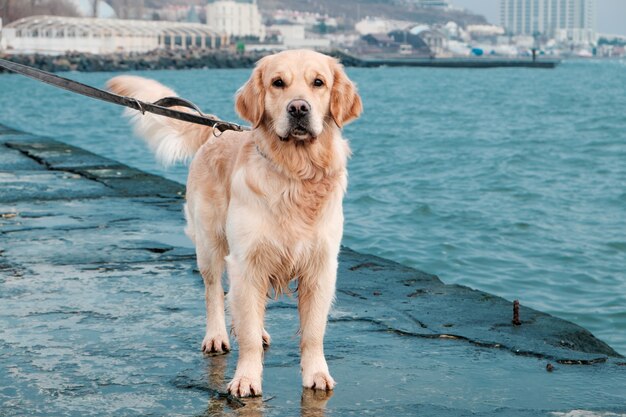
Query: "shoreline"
0 49 584 73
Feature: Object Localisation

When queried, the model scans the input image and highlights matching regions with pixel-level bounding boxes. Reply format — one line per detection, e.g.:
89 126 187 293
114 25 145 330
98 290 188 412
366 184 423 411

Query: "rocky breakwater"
0 49 270 73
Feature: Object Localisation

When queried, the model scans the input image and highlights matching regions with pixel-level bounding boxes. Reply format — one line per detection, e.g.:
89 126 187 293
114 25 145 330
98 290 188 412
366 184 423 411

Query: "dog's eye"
313 78 324 87
272 79 285 88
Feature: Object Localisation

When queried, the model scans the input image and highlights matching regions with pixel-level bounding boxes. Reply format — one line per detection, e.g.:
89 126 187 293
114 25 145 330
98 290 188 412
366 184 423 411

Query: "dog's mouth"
279 124 316 142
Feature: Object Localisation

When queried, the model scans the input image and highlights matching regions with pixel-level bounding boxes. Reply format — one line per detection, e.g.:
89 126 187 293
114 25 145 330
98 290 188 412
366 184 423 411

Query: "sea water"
0 59 624 355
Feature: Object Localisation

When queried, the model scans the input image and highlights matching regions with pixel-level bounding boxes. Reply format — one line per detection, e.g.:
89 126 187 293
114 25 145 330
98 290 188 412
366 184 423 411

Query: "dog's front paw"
302 371 336 391
201 332 230 355
227 374 262 397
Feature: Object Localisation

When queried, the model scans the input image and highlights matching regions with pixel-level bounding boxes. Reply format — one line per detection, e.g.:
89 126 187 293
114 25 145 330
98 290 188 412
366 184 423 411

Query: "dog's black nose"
287 99 310 118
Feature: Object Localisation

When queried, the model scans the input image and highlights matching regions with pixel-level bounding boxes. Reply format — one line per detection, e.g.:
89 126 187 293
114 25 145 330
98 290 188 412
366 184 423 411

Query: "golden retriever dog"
107 49 362 397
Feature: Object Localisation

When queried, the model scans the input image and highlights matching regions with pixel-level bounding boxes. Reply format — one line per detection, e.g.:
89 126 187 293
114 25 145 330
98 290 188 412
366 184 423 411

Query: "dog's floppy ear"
236 58 266 128
330 60 363 128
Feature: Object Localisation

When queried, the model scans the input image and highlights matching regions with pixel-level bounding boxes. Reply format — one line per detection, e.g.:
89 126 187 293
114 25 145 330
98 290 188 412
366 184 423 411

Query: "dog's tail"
107 75 214 166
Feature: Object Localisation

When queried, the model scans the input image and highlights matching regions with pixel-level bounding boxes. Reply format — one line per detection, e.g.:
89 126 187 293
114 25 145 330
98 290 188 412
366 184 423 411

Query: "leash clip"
132 98 146 115
212 123 224 137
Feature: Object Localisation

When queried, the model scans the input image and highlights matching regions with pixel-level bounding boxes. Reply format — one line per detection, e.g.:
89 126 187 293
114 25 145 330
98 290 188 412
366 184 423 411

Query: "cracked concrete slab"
0 147 43 171
5 141 185 199
0 171 117 203
1 125 624 417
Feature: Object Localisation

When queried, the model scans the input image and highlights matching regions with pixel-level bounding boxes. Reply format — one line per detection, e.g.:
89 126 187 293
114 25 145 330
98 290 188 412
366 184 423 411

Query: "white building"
500 0 596 43
410 25 448 56
466 24 506 38
271 24 305 43
267 24 330 49
355 18 413 36
206 0 265 40
2 16 223 55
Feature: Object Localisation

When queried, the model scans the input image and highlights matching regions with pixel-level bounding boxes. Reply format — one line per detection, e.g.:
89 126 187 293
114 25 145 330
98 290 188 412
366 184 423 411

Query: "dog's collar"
256 144 284 174
256 144 270 161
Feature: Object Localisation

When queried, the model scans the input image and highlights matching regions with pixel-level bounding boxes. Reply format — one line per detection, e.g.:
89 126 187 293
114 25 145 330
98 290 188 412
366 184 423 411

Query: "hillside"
258 0 487 27
140 0 487 28
142 0 204 6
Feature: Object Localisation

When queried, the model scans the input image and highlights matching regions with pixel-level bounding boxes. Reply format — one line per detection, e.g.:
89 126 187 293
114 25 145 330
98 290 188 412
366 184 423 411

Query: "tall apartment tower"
500 0 596 43
206 0 265 40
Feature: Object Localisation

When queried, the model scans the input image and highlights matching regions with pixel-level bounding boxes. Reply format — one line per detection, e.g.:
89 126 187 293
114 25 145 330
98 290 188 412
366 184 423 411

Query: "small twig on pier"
512 300 522 326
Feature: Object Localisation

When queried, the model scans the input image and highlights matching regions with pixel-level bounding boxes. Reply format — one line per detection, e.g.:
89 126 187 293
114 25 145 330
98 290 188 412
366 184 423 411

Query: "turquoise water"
1 60 625 355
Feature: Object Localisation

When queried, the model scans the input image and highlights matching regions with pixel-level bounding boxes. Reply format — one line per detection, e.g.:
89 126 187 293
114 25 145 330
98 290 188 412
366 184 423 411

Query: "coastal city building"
205 0 265 40
1 0 619 57
268 10 338 31
409 25 448 55
1 16 223 55
266 23 330 50
355 18 413 36
500 0 597 44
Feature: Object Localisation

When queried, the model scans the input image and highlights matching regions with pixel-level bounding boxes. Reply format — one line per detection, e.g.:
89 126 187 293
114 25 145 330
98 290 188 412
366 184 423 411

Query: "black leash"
0 58 250 134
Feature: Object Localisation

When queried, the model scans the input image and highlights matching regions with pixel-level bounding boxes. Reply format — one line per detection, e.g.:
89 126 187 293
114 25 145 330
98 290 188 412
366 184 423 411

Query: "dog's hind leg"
197 237 230 355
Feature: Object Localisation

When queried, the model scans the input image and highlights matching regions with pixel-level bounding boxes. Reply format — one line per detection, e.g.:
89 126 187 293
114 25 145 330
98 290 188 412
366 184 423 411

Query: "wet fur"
107 49 362 397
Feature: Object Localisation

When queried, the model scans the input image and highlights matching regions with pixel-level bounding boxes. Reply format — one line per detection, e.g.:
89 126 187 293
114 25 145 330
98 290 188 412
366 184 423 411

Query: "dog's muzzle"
281 99 315 142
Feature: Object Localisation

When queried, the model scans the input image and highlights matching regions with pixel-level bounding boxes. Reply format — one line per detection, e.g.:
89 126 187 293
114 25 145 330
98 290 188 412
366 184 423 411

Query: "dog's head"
236 50 362 142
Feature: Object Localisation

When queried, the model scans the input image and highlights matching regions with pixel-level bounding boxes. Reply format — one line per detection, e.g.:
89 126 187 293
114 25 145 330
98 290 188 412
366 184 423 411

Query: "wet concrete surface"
1 125 625 416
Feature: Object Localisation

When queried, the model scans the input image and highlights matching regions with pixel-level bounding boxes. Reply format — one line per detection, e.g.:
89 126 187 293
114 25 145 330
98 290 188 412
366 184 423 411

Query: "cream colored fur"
107 49 362 397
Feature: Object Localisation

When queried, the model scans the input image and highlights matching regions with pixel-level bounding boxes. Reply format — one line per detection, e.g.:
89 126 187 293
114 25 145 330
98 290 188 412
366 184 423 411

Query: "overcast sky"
452 0 626 36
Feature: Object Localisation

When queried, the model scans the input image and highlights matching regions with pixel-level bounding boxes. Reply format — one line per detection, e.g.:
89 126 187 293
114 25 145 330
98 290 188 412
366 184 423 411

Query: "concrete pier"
1 124 624 416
